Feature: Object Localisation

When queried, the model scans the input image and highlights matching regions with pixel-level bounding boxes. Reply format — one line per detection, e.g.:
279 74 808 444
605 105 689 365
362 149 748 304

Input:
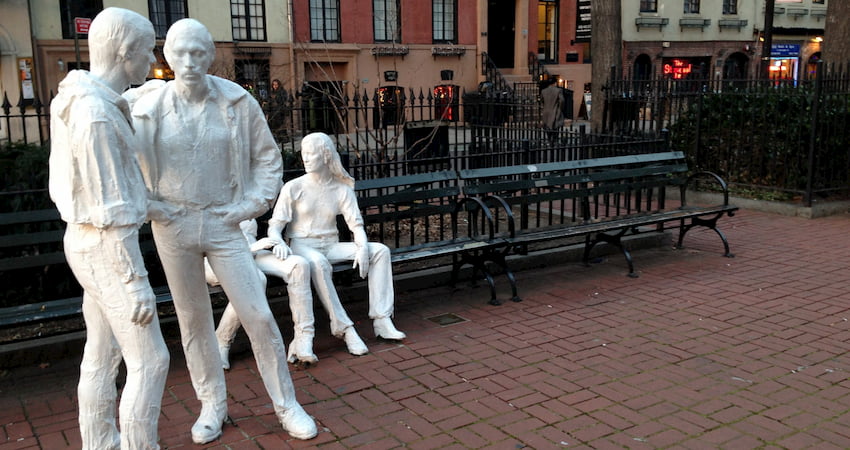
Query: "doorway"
487 0 515 68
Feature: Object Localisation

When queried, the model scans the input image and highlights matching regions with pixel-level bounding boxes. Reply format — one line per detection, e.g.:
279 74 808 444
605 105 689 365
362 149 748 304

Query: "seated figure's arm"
267 218 293 259
340 186 370 277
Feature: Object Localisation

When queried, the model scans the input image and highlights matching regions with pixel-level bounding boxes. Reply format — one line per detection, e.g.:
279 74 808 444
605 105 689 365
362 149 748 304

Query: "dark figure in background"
540 77 565 144
266 78 289 142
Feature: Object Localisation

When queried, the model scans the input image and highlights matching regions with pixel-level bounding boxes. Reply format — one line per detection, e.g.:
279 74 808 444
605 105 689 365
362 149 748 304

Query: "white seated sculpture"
131 18 316 444
48 8 170 449
267 132 406 351
205 219 368 368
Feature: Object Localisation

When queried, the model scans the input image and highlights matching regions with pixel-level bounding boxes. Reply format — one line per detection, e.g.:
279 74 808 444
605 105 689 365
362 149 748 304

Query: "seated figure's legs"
289 239 368 355
214 266 267 370
254 252 318 363
289 240 355 336
324 242 405 340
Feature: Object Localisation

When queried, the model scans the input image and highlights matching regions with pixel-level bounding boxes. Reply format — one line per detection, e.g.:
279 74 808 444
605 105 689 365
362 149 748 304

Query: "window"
433 0 456 43
640 0 657 13
813 0 824 3
537 0 558 63
374 0 400 43
60 0 103 39
310 0 340 42
149 0 187 39
235 59 269 96
722 0 737 15
683 0 700 14
231 0 266 41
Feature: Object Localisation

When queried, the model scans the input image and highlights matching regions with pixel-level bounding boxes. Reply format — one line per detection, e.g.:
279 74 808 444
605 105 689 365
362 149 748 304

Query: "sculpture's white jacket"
49 70 148 228
131 75 282 217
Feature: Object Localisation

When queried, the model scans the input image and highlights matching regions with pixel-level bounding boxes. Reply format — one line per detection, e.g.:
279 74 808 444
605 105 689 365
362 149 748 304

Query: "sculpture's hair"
302 132 355 189
163 18 216 64
88 8 154 70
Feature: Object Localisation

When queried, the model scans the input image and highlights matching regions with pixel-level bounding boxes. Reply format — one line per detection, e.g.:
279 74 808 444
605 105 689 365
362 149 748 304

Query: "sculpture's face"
125 35 156 85
167 34 213 90
301 143 323 174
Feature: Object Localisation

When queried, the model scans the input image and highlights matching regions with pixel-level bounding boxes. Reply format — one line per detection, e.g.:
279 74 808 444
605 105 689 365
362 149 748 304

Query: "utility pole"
761 0 775 79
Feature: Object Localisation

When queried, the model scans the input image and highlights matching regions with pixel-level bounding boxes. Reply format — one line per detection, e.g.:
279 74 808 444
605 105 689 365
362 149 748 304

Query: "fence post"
804 60 823 207
521 138 530 230
694 91 704 169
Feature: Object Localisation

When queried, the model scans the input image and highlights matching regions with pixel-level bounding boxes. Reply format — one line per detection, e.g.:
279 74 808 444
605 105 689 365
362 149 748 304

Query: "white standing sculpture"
267 132 406 352
131 19 317 444
48 8 170 449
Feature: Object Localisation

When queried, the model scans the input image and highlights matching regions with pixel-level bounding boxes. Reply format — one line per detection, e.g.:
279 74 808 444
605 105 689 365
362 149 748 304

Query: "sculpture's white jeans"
65 223 169 450
290 237 394 336
152 209 300 415
215 251 314 345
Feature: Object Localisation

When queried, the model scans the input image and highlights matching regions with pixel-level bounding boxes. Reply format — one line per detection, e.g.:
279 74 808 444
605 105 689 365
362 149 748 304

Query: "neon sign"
663 59 693 79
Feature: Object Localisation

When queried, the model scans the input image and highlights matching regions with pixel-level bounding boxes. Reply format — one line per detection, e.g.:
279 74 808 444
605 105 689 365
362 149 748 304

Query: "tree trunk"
823 1 850 68
590 0 622 131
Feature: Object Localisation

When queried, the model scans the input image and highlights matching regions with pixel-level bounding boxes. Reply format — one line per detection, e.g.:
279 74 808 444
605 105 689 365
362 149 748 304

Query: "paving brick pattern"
2 209 850 449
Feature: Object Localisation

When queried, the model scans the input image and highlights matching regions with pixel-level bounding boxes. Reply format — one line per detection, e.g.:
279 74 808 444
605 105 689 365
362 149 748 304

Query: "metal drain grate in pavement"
426 313 467 326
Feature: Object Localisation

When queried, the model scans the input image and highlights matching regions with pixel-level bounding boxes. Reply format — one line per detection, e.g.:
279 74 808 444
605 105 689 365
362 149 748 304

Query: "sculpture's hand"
272 242 293 260
353 245 370 278
147 200 184 224
126 280 156 326
221 206 250 227
255 237 278 250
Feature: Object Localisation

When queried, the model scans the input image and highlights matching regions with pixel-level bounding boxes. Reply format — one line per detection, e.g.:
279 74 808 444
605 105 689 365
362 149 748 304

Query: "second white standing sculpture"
132 18 317 444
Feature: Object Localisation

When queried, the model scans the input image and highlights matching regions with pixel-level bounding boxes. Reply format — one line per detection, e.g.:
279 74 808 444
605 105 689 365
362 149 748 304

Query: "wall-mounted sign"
663 59 693 79
18 57 34 102
574 0 591 43
771 43 801 57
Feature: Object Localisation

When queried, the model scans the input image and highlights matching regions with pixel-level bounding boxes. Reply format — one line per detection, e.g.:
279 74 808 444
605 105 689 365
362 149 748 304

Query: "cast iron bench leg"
489 248 521 303
677 213 735 258
584 229 638 278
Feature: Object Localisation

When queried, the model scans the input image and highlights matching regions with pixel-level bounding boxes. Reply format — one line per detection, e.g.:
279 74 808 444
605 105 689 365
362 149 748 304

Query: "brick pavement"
2 208 850 449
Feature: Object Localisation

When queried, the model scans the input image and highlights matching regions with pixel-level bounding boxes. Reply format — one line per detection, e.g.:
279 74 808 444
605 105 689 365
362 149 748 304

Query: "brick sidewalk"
2 209 850 449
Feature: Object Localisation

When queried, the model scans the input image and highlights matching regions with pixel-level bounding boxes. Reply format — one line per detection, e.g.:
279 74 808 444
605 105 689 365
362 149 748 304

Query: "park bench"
342 170 511 304
459 150 738 300
0 170 510 335
0 208 187 330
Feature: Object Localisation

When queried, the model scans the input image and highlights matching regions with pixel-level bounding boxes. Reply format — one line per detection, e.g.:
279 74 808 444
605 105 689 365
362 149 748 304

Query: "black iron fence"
603 62 850 204
261 82 656 181
1 92 50 147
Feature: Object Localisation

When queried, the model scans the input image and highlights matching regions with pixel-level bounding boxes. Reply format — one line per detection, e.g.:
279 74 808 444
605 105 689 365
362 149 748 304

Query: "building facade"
622 0 827 83
3 0 593 121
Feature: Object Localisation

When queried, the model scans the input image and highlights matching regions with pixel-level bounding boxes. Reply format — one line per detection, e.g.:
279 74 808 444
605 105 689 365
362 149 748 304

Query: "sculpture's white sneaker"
191 400 228 444
218 339 231 370
343 327 369 355
277 404 318 440
373 317 406 341
286 334 318 364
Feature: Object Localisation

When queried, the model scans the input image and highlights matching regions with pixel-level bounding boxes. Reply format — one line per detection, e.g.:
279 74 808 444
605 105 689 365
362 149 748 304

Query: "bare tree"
823 0 850 67
590 0 622 131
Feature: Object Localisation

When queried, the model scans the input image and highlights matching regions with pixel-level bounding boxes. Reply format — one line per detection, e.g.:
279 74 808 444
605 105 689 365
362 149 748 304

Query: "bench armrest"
682 171 731 206
458 196 507 241
464 194 516 239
